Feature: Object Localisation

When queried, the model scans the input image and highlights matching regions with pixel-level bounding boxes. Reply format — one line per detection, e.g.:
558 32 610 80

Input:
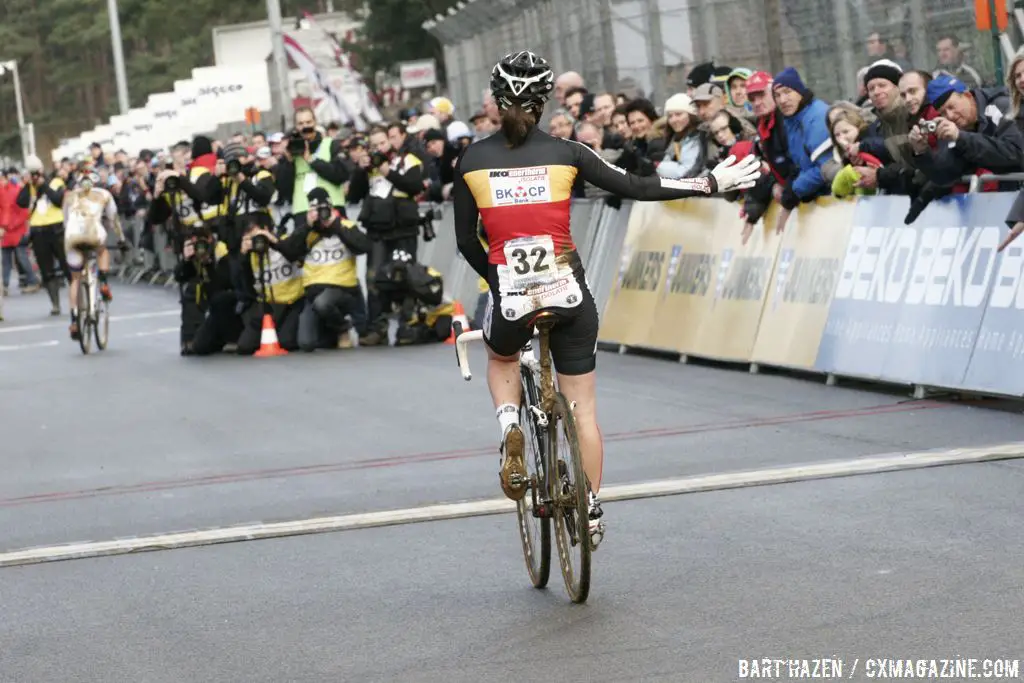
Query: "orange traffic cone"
254 313 289 357
446 300 471 345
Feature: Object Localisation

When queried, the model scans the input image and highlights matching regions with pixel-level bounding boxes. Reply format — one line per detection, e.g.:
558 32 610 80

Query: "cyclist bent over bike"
453 51 761 544
63 168 127 340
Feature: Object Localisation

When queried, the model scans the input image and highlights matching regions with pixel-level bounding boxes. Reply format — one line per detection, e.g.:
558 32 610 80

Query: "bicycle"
454 312 595 604
75 245 110 354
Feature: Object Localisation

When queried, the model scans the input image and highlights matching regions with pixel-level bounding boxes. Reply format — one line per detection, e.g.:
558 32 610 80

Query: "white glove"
710 155 761 193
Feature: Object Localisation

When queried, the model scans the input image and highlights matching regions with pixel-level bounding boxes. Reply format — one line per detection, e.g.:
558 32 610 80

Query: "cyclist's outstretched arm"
571 141 760 200
453 162 489 280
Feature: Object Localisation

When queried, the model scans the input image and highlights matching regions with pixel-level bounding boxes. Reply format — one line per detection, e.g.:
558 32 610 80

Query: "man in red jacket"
0 171 40 304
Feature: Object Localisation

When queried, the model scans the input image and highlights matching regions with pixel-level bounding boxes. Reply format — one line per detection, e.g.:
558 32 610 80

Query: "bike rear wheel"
516 363 551 589
549 392 591 603
77 277 92 355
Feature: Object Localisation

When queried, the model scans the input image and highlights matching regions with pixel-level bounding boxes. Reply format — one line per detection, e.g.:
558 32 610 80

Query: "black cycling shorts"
482 255 598 376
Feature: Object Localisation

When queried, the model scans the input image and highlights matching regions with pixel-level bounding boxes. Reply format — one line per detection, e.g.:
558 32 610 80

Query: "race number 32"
504 235 557 287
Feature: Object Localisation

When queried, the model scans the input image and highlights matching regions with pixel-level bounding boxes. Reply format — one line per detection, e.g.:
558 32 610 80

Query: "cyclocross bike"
75 245 110 354
454 312 595 604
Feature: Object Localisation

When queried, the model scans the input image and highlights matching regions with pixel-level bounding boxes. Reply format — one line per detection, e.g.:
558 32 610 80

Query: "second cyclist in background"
63 166 127 341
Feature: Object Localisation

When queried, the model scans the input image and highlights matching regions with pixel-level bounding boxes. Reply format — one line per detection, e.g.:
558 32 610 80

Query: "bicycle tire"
77 277 92 355
549 392 591 604
516 365 551 589
95 296 109 350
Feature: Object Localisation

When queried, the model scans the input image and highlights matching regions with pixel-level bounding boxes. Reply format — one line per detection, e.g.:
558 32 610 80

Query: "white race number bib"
497 235 582 321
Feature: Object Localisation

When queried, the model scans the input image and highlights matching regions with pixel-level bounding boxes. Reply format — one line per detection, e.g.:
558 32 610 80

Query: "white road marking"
0 310 177 335
127 327 177 338
1 442 1021 568
0 340 59 352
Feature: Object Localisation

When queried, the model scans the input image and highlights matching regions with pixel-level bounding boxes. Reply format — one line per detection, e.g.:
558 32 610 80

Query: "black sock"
98 270 109 284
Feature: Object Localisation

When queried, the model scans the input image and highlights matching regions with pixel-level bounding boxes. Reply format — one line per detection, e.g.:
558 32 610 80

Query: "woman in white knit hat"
654 93 705 179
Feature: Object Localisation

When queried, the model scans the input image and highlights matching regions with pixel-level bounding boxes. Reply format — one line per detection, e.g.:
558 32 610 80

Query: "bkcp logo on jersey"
490 167 551 206
773 248 795 310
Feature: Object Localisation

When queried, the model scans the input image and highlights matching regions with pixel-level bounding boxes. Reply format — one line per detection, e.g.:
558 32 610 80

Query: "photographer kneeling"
375 249 453 345
174 227 233 355
347 125 425 346
290 188 371 351
235 220 305 355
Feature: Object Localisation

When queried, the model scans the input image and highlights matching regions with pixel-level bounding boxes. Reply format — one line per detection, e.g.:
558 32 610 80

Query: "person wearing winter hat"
653 93 704 180
912 73 1024 187
771 67 833 232
726 67 754 112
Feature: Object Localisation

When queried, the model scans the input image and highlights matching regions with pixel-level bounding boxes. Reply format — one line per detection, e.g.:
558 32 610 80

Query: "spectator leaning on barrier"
726 68 754 116
611 105 631 141
653 93 704 179
827 105 884 199
1005 48 1024 130
623 98 660 175
851 60 914 195
770 67 833 236
910 74 1024 190
693 82 757 166
564 87 588 120
741 71 792 233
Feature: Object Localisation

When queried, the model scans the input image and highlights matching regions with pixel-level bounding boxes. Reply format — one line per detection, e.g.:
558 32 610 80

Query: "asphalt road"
1 284 1023 682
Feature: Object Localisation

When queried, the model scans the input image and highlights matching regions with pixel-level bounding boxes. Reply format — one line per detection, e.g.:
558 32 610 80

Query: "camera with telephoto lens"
189 226 214 261
251 233 270 255
922 120 939 134
316 205 334 225
226 158 242 176
369 151 390 169
287 129 308 156
165 172 180 192
418 202 441 242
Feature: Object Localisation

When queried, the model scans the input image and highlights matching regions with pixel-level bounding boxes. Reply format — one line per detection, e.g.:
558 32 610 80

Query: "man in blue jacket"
771 67 833 232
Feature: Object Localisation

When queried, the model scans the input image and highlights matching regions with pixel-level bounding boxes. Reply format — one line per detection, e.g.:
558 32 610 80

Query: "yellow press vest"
293 139 345 211
165 167 219 226
250 248 304 305
366 153 423 200
220 169 274 217
302 221 359 288
29 178 66 227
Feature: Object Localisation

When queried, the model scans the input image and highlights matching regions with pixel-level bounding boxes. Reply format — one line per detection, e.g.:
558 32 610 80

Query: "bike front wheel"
516 365 551 589
549 392 591 604
94 295 109 350
77 278 92 355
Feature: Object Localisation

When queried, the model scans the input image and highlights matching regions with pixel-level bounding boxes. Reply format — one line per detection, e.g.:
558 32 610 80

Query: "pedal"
529 405 549 427
589 521 605 550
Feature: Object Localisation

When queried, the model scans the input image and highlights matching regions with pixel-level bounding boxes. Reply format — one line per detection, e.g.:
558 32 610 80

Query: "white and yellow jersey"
63 187 118 248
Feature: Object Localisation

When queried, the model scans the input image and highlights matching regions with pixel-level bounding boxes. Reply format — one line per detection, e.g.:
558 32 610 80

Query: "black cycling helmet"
490 51 554 113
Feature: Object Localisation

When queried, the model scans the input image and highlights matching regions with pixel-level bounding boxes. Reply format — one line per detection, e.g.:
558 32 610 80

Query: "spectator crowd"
3 32 1024 336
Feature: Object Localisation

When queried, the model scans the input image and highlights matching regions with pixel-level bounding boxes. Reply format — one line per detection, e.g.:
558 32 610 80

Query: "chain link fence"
426 0 1010 115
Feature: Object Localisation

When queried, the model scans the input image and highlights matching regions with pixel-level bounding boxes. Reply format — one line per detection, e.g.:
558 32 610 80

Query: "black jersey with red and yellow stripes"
453 127 717 280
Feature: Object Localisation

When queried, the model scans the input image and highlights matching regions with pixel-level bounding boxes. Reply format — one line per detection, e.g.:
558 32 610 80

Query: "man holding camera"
147 136 225 354
15 155 70 316
231 217 305 355
273 107 349 228
259 188 371 351
347 125 426 346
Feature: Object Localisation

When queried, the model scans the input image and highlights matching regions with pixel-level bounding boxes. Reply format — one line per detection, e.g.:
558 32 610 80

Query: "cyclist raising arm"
453 51 760 544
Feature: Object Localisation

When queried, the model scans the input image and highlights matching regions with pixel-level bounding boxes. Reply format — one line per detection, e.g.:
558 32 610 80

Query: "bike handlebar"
453 322 484 381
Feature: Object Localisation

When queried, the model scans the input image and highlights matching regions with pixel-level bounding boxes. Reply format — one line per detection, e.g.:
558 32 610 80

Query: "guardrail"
115 187 1024 399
